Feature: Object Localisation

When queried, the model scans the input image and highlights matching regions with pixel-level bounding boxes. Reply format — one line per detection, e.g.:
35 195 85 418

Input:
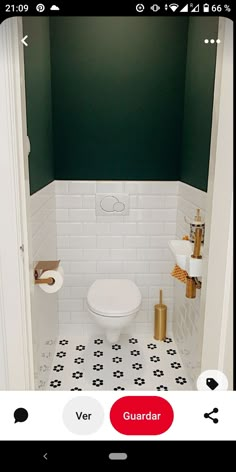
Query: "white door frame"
200 17 233 387
0 17 34 389
0 16 233 390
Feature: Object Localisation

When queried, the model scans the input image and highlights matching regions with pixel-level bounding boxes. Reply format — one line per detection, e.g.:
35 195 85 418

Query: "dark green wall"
180 18 218 191
23 18 54 195
24 17 218 193
50 17 188 181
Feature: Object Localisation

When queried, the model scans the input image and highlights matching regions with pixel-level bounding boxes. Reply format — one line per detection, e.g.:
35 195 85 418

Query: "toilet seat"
87 279 142 317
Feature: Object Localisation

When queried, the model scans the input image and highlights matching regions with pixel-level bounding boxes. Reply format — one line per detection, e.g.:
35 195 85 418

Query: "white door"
0 17 34 389
200 17 233 388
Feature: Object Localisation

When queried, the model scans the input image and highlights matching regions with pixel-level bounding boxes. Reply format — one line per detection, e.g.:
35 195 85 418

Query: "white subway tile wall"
55 181 178 336
30 180 207 388
30 181 58 390
173 182 207 388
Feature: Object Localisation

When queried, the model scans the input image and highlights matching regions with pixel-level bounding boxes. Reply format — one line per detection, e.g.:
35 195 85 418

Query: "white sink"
168 240 193 270
168 240 203 277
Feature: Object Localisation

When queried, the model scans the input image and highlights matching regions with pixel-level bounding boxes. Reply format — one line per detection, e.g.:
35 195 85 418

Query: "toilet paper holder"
34 260 60 285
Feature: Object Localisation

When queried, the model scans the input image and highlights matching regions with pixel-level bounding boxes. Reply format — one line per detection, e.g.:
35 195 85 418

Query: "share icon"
204 407 219 424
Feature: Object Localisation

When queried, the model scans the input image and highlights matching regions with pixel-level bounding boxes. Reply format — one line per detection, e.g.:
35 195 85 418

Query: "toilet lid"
87 279 142 317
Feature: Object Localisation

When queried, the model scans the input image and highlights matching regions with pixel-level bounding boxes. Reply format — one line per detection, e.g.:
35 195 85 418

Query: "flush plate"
96 194 129 216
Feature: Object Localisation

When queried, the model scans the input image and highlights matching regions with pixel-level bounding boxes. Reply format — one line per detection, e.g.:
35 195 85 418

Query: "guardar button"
110 396 174 435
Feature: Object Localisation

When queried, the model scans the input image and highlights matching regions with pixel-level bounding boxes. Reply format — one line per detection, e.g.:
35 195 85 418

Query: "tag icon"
206 377 219 391
197 370 228 391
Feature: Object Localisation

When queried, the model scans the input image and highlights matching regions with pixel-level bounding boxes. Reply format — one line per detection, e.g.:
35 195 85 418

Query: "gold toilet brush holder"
154 289 167 341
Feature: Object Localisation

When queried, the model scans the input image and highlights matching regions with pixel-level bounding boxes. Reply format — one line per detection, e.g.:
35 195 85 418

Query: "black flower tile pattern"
132 363 143 370
50 380 61 388
130 350 140 356
93 364 103 371
53 365 64 372
134 378 145 386
150 356 160 362
167 349 177 356
147 343 157 350
112 344 121 350
156 385 168 391
94 350 103 358
112 357 122 363
153 369 164 377
76 345 85 351
171 362 181 369
92 379 103 387
113 370 124 379
56 351 66 358
175 376 187 385
48 335 190 391
72 371 83 379
74 357 84 365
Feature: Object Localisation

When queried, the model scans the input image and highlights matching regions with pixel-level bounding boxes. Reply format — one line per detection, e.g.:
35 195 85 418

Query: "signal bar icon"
191 4 200 12
180 4 188 12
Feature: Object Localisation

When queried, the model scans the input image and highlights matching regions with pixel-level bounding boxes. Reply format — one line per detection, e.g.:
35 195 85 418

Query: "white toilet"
86 279 142 343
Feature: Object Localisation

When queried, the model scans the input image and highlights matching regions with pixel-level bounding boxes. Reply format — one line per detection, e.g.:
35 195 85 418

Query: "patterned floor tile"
46 335 192 391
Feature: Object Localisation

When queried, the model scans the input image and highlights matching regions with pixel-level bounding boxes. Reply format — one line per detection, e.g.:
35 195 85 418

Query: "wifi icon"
169 3 179 11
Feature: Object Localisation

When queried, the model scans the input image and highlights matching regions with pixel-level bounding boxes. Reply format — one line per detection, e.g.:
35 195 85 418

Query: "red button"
110 396 174 435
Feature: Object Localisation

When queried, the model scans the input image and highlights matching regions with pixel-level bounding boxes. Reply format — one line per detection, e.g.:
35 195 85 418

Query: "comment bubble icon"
14 408 29 423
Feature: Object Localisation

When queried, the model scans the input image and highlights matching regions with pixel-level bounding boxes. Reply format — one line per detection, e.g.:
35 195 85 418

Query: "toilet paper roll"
38 266 64 294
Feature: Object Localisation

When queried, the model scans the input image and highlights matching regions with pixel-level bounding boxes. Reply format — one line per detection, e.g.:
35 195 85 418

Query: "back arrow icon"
21 35 28 46
43 453 48 460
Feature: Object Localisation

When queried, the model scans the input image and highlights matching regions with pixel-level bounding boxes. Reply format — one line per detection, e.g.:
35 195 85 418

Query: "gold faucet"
186 228 202 298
